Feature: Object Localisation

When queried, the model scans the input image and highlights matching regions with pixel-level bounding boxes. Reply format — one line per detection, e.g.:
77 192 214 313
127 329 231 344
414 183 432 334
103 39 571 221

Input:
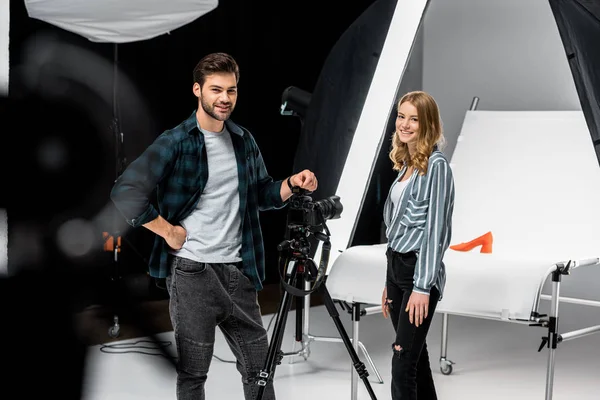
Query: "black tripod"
254 223 378 400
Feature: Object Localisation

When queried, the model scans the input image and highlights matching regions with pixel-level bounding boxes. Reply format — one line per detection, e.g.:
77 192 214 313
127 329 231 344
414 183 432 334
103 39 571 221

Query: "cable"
99 339 173 358
96 299 280 364
97 311 280 363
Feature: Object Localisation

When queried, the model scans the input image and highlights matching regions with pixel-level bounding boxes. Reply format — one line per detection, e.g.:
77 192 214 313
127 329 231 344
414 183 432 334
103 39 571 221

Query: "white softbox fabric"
24 0 218 43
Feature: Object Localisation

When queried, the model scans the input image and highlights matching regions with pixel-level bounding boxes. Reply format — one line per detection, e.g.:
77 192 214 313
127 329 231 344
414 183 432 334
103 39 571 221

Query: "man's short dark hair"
193 52 240 87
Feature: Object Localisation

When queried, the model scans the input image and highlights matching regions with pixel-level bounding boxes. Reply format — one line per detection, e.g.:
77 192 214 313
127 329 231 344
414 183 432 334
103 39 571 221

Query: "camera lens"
314 195 343 221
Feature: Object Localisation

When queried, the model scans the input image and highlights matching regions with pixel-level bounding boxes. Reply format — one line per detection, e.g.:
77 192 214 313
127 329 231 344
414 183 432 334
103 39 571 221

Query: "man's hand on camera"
166 225 187 250
291 169 318 192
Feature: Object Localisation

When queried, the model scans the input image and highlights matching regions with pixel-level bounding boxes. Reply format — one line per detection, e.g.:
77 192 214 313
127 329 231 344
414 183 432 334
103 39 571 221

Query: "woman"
381 91 455 400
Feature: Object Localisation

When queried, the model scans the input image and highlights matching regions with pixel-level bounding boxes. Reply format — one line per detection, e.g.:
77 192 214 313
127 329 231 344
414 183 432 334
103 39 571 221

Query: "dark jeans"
386 248 440 400
166 256 275 400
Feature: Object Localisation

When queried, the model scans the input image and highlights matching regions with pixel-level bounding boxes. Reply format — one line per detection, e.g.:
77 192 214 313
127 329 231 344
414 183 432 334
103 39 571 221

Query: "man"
110 52 317 400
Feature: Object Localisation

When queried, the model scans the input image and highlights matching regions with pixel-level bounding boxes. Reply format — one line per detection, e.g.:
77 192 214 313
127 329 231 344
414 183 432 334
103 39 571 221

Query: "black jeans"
386 248 440 400
165 256 275 400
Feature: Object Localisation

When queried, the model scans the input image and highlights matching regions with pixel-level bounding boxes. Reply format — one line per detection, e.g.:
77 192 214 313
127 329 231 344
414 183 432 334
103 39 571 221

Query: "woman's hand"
406 292 429 327
382 287 390 319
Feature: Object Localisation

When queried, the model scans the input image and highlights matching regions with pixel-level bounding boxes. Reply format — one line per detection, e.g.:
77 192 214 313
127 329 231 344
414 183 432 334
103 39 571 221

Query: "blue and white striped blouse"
383 150 455 298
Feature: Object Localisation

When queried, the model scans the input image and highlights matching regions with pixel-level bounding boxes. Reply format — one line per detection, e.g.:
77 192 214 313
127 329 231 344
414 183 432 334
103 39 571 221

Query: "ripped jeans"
386 248 440 400
165 255 275 400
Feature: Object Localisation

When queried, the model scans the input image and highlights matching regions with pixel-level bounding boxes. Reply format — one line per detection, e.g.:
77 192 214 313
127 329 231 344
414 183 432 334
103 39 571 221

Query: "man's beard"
200 96 233 122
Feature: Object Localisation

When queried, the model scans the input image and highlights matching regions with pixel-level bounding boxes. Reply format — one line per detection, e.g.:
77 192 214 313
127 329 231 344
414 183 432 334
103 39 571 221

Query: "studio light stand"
253 190 378 400
104 43 126 338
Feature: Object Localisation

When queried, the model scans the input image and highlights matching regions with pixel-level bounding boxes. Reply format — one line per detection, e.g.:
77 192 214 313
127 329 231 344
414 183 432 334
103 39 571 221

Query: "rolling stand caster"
440 358 454 375
108 315 120 338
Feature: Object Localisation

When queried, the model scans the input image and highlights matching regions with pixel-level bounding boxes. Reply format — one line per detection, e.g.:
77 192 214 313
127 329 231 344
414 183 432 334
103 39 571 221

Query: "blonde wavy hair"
389 91 445 175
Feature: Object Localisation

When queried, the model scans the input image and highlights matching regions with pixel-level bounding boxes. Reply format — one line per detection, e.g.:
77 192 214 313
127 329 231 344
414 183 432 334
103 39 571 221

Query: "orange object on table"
450 231 493 253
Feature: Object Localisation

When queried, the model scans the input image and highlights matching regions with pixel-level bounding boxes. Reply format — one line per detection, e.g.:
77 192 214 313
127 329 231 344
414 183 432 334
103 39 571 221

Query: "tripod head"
277 225 312 258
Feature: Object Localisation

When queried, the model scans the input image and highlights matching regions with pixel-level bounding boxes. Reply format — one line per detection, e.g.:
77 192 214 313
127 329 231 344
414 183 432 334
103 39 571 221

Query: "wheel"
108 325 120 338
440 360 453 375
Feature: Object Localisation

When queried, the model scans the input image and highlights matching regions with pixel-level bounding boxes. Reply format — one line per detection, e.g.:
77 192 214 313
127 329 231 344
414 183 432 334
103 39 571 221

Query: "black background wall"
8 0 379 290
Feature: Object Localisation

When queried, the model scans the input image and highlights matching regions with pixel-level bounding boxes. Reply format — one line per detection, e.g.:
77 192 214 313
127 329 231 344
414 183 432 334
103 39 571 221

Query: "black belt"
169 254 243 269
206 261 243 269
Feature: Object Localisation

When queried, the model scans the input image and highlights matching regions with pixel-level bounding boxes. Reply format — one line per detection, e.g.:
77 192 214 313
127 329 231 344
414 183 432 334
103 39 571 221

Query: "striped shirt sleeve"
413 159 454 295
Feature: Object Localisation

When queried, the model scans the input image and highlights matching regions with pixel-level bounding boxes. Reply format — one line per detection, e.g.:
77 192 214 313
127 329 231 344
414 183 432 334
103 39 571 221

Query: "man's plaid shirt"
110 111 287 291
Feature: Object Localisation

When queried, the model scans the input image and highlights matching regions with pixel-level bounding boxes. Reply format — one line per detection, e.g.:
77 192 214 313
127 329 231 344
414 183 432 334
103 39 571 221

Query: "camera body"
287 189 343 229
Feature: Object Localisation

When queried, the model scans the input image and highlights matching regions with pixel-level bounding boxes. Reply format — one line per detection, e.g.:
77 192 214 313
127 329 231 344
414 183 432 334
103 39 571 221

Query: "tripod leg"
318 283 378 400
255 266 298 400
295 268 304 342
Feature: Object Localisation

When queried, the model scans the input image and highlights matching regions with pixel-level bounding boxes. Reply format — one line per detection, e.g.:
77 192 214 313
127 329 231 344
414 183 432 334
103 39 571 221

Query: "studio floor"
80 298 600 400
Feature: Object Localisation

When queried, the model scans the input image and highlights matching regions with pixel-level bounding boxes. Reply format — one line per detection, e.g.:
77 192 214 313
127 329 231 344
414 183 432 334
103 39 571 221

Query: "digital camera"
287 189 343 228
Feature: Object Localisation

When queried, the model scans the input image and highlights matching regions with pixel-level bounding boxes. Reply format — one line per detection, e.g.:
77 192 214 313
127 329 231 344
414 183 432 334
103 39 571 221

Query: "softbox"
291 0 397 204
549 0 600 167
24 0 218 42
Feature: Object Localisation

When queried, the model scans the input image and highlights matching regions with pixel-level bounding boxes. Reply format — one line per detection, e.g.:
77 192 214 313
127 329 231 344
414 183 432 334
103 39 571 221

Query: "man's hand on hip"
166 225 187 250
